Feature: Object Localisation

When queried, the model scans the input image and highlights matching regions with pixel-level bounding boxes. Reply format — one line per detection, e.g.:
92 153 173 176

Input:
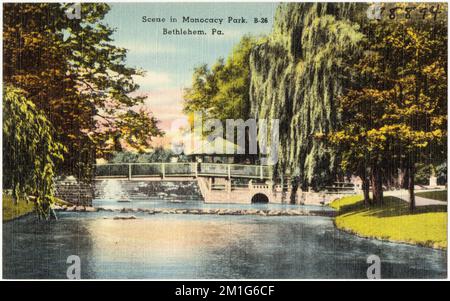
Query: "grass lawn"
415 190 447 202
2 193 35 222
330 195 447 249
3 192 73 222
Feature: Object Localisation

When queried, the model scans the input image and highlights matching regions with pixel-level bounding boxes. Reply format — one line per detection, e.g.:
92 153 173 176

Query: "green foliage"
329 3 448 205
183 2 448 206
436 163 447 185
249 3 365 190
3 86 65 219
3 3 163 179
2 193 35 222
110 148 189 163
415 164 432 185
184 35 258 123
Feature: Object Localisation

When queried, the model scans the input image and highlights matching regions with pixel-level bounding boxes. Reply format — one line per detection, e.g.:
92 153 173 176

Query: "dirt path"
384 189 447 206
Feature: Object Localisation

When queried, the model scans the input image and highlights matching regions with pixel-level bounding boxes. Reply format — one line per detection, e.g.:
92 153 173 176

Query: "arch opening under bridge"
251 193 269 204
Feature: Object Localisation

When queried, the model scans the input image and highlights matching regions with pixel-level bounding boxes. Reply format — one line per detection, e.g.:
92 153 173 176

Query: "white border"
0 0 448 282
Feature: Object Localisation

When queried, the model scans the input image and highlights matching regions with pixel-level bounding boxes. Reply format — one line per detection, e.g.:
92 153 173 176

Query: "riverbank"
330 195 447 249
2 193 34 222
2 192 74 222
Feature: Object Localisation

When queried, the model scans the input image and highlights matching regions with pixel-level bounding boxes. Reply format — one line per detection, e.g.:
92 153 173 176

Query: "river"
3 198 447 279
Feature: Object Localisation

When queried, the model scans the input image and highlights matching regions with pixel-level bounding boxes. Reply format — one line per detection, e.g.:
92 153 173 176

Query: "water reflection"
3 215 95 279
3 211 446 279
92 198 334 212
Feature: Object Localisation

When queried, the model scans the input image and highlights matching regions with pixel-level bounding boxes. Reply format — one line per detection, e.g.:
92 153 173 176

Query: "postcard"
2 1 448 281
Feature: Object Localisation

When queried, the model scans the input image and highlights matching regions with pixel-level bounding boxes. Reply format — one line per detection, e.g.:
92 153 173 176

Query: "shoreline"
51 205 337 217
2 211 35 223
329 195 447 251
6 203 446 251
333 220 447 251
6 199 445 251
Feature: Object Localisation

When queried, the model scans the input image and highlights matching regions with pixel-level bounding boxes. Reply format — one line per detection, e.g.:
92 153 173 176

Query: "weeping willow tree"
249 3 366 198
3 86 66 219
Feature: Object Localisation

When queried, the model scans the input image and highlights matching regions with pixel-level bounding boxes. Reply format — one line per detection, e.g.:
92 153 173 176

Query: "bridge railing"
229 164 259 177
132 163 163 177
95 164 129 178
95 162 273 179
199 163 271 179
165 163 196 175
199 163 228 175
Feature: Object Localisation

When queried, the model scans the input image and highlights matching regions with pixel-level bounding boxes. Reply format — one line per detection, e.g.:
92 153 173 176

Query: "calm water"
91 198 335 212
3 199 447 279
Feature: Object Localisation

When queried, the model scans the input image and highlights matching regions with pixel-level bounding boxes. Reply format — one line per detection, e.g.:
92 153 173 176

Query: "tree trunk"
371 165 383 205
280 177 288 203
409 163 416 211
290 177 299 204
359 168 371 205
397 168 406 189
362 176 370 205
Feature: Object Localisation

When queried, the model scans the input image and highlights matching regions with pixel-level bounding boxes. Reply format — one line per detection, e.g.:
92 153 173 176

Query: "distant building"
185 136 257 164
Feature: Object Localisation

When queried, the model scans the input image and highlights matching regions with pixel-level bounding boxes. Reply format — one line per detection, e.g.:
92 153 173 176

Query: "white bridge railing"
95 163 273 180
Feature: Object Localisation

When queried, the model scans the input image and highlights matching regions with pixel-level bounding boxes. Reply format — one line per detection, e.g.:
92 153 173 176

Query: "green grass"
415 190 447 202
2 193 72 222
329 195 364 210
330 195 447 249
2 193 35 222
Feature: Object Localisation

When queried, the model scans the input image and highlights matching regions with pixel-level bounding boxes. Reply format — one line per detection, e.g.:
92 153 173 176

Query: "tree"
3 86 66 219
436 162 447 185
3 3 163 180
110 148 189 164
248 3 366 195
329 88 393 205
385 12 447 209
184 35 258 123
330 3 447 208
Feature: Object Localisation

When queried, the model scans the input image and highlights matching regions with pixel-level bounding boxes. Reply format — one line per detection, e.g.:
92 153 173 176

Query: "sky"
103 2 278 147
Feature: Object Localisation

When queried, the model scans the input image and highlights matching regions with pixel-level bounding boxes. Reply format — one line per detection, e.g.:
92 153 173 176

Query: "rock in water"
52 205 62 210
75 206 85 212
113 215 137 220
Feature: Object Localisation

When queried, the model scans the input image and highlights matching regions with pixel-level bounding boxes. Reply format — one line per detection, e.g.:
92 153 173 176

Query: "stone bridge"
94 163 357 205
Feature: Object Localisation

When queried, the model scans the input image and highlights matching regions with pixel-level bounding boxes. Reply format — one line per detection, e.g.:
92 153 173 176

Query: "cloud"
133 88 186 133
133 71 172 88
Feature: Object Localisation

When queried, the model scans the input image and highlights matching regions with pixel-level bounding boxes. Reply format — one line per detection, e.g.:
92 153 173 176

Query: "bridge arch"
251 193 269 204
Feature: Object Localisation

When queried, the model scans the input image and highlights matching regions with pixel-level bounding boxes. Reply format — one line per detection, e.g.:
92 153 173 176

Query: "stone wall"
94 179 201 200
197 177 355 205
55 179 94 206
